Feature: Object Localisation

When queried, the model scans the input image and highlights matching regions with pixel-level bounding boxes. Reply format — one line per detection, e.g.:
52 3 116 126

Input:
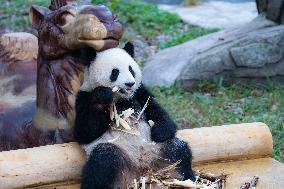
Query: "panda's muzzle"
119 82 135 95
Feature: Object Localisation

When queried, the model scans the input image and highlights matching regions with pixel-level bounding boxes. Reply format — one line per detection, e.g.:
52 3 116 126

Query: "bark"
256 0 284 24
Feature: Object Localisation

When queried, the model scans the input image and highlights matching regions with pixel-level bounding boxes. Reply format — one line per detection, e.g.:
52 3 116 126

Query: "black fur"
81 143 133 189
91 86 113 104
74 87 113 144
125 82 135 87
79 48 97 66
129 65 135 78
123 42 134 58
162 138 195 181
110 68 120 82
134 84 177 142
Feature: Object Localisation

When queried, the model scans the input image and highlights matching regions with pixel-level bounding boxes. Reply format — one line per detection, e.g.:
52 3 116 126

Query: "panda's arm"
74 88 112 144
134 85 177 143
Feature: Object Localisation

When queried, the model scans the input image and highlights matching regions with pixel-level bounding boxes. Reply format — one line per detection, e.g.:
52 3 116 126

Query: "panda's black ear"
79 48 97 67
123 42 134 58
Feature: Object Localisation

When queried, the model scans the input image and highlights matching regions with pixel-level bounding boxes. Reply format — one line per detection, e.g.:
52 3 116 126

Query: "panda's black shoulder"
133 84 155 102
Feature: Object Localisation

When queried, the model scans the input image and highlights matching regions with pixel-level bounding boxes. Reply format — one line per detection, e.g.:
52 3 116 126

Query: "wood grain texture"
256 0 284 24
0 143 85 189
195 158 284 189
0 1 124 151
0 122 274 189
177 122 273 164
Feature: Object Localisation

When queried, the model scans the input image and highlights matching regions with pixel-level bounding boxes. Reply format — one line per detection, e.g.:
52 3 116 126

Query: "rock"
230 39 284 68
142 16 284 89
159 1 257 29
131 39 158 64
143 0 183 5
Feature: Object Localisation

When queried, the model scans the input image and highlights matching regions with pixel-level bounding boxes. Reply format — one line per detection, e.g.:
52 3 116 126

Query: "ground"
0 0 283 162
159 0 257 29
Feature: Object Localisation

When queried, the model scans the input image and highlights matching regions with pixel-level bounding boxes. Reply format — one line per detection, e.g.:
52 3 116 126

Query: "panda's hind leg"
161 137 196 181
81 143 135 189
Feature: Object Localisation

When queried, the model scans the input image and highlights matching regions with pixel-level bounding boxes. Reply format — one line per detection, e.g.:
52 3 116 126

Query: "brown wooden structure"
0 0 123 151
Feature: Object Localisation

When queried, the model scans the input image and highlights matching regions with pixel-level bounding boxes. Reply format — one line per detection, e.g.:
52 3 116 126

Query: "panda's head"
80 42 142 100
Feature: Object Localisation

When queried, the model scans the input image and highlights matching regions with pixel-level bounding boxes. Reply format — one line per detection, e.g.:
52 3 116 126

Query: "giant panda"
74 42 195 189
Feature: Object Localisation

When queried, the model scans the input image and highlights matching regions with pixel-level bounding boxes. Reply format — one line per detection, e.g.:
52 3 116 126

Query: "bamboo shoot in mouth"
112 86 120 93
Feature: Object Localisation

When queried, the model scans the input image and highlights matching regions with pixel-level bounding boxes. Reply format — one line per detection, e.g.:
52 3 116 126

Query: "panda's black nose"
125 82 135 87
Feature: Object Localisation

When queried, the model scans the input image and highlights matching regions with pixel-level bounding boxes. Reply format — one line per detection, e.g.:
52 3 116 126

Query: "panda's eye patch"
129 66 135 78
110 68 119 82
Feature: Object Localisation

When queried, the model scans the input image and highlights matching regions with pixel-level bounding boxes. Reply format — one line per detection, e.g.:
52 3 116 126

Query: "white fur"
83 119 163 168
80 48 142 99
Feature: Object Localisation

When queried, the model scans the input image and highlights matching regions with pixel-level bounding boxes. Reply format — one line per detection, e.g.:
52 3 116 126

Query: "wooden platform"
1 122 283 189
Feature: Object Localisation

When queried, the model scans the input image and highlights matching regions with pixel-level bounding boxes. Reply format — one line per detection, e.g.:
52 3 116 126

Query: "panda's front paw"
91 86 113 104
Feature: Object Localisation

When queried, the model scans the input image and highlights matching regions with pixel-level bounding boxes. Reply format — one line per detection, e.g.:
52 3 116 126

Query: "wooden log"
0 143 85 189
177 122 273 164
0 122 273 189
195 157 284 189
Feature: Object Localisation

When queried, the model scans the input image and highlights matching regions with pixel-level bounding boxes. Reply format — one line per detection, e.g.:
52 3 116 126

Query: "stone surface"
132 39 157 64
144 0 183 4
230 42 283 67
142 16 284 89
159 1 258 29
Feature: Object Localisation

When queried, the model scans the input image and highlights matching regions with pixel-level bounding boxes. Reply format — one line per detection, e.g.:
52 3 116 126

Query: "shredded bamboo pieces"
109 95 151 135
137 96 150 121
129 162 226 189
148 120 154 127
240 176 259 189
111 128 140 136
108 136 120 143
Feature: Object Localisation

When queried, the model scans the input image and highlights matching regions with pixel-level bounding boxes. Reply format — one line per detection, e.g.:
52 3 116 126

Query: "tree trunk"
256 0 284 24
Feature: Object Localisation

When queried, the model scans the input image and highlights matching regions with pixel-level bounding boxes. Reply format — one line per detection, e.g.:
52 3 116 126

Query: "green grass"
161 27 219 48
93 0 182 40
0 0 50 32
150 83 284 162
